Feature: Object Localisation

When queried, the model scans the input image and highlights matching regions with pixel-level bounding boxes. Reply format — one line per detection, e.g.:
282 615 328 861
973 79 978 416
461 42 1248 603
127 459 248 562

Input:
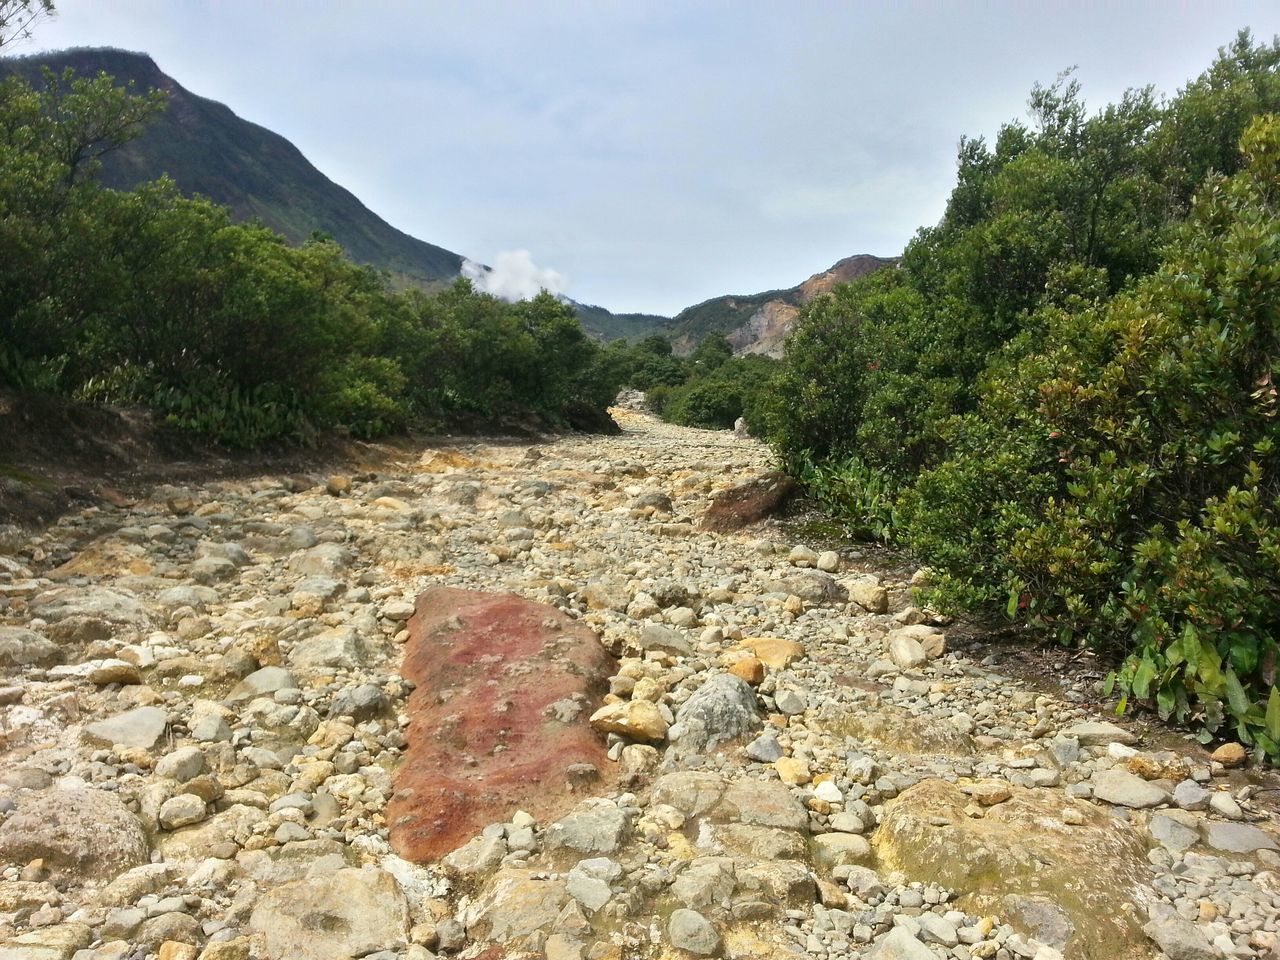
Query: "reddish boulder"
388 587 617 863
699 471 798 533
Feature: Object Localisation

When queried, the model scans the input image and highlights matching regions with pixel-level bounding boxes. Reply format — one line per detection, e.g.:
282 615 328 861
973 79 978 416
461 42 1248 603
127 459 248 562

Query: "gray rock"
1203 821 1280 854
1172 780 1210 811
769 571 846 604
1207 791 1243 820
637 623 693 657
744 731 784 763
1001 894 1075 950
868 927 936 960
158 794 208 830
887 634 927 670
1092 769 1169 809
670 857 736 910
1149 813 1199 853
32 586 151 628
0 789 148 881
545 798 629 854
565 857 621 912
83 706 168 750
1061 721 1136 746
667 909 720 956
1142 916 1216 960
154 746 206 783
671 674 761 753
0 626 62 668
441 835 506 877
289 626 366 672
917 913 958 947
774 688 807 716
329 682 389 721
226 666 297 703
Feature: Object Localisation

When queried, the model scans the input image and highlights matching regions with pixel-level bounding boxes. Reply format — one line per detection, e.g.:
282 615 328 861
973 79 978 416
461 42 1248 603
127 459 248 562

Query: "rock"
1001 894 1075 950
1142 916 1216 960
158 794 208 830
1060 721 1136 747
744 731 784 763
847 578 889 614
812 833 872 869
738 637 805 669
867 927 936 960
1149 812 1199 853
888 624 946 659
636 623 693 657
225 666 297 703
1208 791 1243 820
86 658 142 685
441 835 506 877
158 805 264 862
31 586 151 630
728 657 764 685
1172 780 1210 811
0 790 148 882
328 682 389 722
774 757 811 785
82 705 168 749
887 634 927 670
816 551 840 573
325 475 351 496
565 857 621 912
1092 769 1170 809
154 747 206 783
0 923 91 960
699 471 798 532
667 909 720 956
1210 742 1246 767
589 700 668 742
769 570 846 604
289 626 366 672
874 779 1151 960
545 798 629 855
249 867 409 960
1203 821 1279 854
966 781 1012 806
773 688 807 716
462 868 568 944
0 626 62 668
670 673 761 753
388 588 618 863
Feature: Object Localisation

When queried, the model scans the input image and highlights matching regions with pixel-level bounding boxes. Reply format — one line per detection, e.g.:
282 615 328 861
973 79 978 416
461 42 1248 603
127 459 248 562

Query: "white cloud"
461 249 569 302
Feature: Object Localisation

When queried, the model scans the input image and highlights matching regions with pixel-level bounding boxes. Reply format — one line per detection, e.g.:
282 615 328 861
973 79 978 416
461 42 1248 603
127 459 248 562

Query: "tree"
0 0 53 52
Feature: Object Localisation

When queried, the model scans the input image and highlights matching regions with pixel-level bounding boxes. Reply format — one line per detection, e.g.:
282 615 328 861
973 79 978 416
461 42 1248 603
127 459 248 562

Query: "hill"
667 254 897 356
3 47 465 286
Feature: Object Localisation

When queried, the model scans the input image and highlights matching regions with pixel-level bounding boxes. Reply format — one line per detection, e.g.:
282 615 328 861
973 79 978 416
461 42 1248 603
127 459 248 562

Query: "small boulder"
0 789 148 882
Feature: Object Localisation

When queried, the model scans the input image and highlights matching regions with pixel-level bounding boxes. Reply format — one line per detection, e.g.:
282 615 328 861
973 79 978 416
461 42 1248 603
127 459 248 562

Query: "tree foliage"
761 31 1280 757
0 60 620 445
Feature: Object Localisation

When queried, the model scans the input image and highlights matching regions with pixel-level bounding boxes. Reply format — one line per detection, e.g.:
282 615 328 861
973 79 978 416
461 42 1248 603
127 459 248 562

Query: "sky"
21 1 1280 316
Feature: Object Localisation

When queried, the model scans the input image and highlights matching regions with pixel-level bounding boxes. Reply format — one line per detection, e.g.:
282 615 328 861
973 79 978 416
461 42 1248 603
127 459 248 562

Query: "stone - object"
1092 769 1170 809
868 927 937 960
847 578 889 615
82 706 168 750
1142 916 1217 960
699 471 798 533
462 868 569 945
668 909 721 956
0 626 62 668
874 779 1151 959
249 867 409 960
887 634 927 670
670 673 761 754
1210 742 1246 768
1060 721 1136 747
589 700 668 742
388 588 617 862
0 789 148 882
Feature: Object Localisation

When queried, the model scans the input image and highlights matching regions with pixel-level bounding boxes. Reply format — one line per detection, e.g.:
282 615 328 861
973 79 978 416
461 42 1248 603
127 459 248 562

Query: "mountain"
4 47 465 286
3 47 894 351
666 254 897 357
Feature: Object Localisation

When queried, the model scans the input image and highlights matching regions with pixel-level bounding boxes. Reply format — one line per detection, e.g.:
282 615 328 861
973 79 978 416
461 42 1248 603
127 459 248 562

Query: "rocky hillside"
0 411 1275 960
3 48 466 287
669 254 897 357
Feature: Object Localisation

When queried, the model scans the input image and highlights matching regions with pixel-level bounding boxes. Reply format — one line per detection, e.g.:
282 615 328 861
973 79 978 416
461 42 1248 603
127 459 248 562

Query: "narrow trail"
0 410 1276 960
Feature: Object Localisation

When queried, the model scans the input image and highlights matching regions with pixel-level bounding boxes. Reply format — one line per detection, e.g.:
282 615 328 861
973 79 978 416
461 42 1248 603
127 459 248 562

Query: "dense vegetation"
760 32 1280 757
0 37 619 446
605 333 778 430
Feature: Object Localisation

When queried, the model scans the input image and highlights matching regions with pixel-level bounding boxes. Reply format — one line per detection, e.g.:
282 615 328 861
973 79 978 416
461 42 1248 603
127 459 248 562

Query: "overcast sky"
22 1 1280 315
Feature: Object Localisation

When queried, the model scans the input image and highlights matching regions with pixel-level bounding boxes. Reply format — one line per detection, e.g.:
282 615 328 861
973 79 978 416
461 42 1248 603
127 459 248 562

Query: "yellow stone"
775 756 812 785
739 638 806 670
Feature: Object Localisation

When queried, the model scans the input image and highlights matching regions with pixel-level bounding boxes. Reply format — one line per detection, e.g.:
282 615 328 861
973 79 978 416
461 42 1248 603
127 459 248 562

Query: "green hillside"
4 47 465 285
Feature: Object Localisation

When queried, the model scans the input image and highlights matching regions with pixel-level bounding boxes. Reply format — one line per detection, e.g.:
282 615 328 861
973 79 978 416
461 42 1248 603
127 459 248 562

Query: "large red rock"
699 471 798 533
388 587 617 862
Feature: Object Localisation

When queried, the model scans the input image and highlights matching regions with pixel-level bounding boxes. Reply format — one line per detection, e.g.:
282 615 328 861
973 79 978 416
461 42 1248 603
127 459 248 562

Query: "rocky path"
0 409 1277 960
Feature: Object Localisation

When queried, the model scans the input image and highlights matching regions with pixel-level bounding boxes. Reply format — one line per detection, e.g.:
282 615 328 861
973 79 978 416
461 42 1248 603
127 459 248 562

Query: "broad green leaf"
1224 668 1250 719
1132 657 1156 699
1267 687 1280 743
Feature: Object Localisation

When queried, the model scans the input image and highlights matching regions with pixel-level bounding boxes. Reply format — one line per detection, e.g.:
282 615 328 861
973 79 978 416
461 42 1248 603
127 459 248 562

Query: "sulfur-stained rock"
875 779 1152 959
462 868 569 946
388 588 617 863
737 637 805 669
589 700 669 742
699 472 797 532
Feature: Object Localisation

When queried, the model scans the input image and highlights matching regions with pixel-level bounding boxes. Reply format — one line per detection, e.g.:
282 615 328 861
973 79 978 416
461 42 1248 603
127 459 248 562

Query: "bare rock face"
874 779 1152 960
0 789 148 883
388 587 617 862
249 867 409 960
699 472 797 533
